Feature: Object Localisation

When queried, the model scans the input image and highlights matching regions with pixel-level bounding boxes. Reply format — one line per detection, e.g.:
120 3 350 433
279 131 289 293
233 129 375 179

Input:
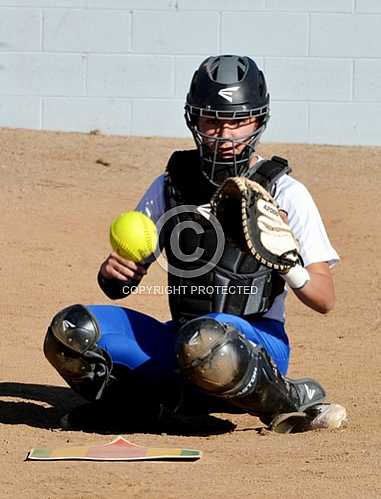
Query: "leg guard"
175 317 326 419
44 304 112 401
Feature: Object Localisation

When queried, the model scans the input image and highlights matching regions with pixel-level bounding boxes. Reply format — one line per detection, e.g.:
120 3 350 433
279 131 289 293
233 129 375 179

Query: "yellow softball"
109 211 158 263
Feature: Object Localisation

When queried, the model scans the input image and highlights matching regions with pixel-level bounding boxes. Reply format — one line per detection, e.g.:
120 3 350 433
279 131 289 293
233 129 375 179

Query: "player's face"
198 117 259 158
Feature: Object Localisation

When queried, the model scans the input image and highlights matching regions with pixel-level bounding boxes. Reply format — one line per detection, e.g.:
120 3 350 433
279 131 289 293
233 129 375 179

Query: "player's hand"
99 252 147 282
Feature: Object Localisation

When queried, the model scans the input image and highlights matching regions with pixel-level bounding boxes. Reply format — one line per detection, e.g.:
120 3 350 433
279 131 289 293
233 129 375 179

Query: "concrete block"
310 13 381 57
43 97 132 134
264 101 309 143
310 102 381 145
0 1 86 6
174 56 205 99
355 0 381 13
0 9 41 51
0 53 85 95
354 59 381 101
44 9 131 53
87 55 174 97
87 0 177 9
0 96 40 128
265 0 353 12
221 12 308 56
131 99 188 137
133 11 219 54
266 58 352 101
177 0 265 10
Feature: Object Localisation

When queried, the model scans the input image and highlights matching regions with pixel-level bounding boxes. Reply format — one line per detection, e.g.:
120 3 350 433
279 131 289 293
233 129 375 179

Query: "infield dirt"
0 128 380 498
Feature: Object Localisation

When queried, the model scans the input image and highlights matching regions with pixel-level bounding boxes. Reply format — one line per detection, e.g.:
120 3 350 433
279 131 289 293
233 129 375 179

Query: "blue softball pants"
86 305 290 382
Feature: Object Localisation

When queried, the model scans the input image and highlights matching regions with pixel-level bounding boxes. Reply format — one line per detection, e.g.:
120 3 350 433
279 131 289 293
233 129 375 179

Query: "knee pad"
44 304 112 400
175 317 255 396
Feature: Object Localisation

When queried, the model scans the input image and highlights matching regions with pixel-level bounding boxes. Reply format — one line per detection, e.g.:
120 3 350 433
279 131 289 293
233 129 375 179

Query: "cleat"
269 411 308 433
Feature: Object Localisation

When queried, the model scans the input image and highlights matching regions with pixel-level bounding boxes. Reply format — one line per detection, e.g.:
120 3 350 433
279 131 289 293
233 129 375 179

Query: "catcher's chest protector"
164 151 290 322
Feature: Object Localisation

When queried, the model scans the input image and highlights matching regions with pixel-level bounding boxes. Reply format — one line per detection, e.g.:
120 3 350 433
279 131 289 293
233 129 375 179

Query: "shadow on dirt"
0 382 236 436
0 382 83 430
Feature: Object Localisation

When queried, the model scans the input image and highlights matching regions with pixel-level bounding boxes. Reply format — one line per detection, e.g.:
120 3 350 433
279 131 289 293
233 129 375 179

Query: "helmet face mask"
185 55 270 186
188 115 266 184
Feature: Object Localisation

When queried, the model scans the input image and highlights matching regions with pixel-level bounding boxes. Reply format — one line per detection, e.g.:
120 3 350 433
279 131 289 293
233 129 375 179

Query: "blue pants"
87 305 290 382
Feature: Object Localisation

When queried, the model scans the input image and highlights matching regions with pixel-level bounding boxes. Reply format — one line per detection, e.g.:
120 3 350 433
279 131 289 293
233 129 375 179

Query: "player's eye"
206 118 219 127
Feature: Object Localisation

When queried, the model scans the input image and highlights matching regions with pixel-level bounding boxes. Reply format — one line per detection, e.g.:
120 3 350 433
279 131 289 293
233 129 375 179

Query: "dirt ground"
0 128 380 498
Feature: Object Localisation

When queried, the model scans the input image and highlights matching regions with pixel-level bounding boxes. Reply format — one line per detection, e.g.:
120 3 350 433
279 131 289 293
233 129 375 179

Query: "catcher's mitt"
210 177 301 272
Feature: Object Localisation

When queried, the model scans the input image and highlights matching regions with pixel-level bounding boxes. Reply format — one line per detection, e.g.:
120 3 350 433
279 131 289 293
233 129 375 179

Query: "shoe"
268 412 309 433
269 403 347 433
287 377 326 411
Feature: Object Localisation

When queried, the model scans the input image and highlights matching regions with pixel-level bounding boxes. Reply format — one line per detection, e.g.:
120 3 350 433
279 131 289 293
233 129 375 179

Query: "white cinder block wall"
1 0 381 145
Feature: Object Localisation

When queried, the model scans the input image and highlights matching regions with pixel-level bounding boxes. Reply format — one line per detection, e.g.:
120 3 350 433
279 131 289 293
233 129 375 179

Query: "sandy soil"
0 128 380 498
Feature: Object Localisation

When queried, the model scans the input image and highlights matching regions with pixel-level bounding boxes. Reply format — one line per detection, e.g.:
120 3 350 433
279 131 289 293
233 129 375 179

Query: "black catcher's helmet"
185 55 270 185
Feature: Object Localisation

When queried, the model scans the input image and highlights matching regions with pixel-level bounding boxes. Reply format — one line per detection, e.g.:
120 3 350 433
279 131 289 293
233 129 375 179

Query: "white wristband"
282 264 310 289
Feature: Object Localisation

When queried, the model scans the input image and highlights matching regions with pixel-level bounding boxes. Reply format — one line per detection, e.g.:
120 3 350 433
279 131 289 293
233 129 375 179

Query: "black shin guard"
176 317 325 419
44 304 112 401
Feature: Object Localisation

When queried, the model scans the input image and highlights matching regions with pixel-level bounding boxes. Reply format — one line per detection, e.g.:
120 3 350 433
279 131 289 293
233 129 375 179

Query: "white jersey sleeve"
263 174 339 323
274 175 339 268
135 174 166 223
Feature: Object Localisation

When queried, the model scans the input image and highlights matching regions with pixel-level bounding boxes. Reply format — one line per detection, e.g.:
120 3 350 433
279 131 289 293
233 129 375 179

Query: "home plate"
26 436 202 462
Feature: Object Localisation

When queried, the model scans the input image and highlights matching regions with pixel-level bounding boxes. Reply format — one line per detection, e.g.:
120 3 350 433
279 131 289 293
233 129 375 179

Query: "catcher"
44 55 346 433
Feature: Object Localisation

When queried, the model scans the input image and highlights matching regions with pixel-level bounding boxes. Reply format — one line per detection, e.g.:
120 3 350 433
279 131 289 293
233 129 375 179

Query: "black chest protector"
163 150 291 323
